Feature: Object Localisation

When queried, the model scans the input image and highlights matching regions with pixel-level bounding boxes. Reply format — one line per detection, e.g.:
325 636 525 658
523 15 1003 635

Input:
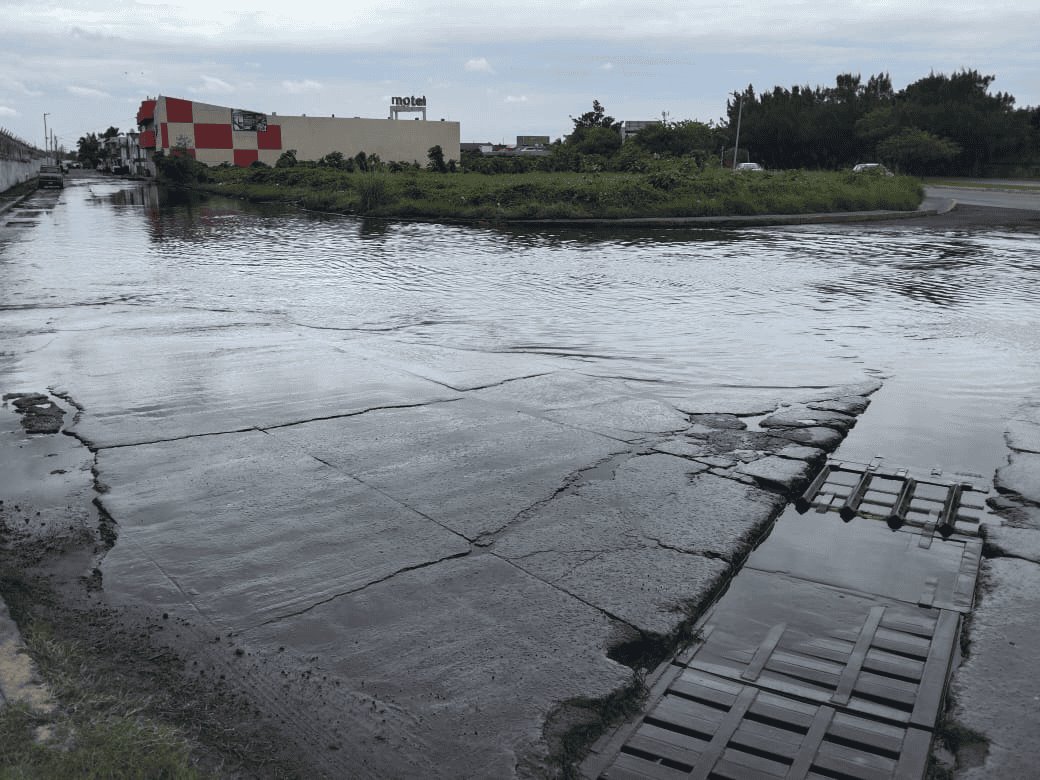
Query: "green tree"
76 132 101 168
570 99 617 130
633 120 717 158
566 100 621 156
876 128 961 174
897 69 1027 175
571 125 621 156
426 145 448 173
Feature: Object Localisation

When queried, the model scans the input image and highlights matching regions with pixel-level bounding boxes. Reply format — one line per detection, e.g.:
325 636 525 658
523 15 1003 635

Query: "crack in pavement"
642 534 729 562
259 398 462 433
66 425 261 453
63 398 463 452
398 369 556 394
249 550 473 630
490 551 647 638
472 449 636 548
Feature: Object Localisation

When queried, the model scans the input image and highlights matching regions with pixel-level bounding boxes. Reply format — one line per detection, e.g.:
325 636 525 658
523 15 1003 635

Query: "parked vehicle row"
732 162 894 175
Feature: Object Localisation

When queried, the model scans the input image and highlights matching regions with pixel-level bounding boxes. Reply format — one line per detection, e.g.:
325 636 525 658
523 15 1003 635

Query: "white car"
852 163 893 176
735 162 765 172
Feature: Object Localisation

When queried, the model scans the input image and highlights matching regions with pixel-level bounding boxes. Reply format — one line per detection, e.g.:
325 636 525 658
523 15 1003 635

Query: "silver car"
852 163 893 176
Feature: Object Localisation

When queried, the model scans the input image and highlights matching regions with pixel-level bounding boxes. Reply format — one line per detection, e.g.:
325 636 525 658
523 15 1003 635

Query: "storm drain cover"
604 667 933 779
795 459 989 539
587 460 986 780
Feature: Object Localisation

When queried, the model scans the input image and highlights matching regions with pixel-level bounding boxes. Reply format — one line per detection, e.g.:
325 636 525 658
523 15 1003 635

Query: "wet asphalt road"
1 174 1039 777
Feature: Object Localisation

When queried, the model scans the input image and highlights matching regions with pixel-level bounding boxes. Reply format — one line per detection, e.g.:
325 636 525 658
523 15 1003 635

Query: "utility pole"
731 94 744 171
43 113 50 157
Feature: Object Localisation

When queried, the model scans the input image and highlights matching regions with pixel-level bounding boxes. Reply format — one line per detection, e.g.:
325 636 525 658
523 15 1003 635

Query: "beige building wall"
276 116 460 164
166 123 195 149
146 96 460 166
195 149 231 165
234 131 258 150
192 101 232 124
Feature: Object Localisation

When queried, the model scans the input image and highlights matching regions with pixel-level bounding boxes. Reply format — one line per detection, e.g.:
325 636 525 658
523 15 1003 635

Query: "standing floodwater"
2 177 1039 777
6 180 1037 474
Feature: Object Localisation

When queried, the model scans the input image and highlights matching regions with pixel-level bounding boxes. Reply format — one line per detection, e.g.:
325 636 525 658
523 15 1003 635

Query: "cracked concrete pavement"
0 288 883 775
948 401 1040 779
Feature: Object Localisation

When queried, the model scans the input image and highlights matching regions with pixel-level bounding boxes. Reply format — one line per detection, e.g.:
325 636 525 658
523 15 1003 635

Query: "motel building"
135 95 460 173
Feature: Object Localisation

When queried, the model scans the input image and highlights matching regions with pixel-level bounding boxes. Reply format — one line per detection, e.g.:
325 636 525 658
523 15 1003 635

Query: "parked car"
852 163 893 176
38 165 64 189
735 162 765 172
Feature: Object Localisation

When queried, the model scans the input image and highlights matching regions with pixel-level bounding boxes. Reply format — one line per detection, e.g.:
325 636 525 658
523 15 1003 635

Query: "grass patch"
196 164 924 221
0 701 199 779
0 569 303 779
0 616 203 779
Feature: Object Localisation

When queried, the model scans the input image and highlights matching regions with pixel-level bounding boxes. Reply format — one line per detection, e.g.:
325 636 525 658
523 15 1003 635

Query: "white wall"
0 158 42 193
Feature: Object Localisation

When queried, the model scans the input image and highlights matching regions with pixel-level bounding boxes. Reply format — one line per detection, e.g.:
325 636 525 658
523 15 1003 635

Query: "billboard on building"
232 110 268 132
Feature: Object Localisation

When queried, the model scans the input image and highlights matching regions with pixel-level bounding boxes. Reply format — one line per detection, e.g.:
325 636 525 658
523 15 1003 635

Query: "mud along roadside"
0 396 317 777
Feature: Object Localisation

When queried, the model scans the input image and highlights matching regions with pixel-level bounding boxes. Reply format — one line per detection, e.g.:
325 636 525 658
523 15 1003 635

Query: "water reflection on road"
4 178 1039 479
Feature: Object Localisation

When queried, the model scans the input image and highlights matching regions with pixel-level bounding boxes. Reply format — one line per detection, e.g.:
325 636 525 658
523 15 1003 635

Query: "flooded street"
2 176 1039 777
7 180 1038 473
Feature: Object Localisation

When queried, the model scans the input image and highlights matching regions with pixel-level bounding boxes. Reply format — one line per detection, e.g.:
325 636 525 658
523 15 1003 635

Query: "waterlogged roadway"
1 176 1039 776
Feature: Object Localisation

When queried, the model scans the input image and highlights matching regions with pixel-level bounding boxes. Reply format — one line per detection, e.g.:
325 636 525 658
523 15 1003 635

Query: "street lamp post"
43 113 50 158
731 95 744 171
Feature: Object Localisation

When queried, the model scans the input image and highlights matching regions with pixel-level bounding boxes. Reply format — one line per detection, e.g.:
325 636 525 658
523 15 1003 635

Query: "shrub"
356 176 395 212
427 145 448 173
154 149 208 186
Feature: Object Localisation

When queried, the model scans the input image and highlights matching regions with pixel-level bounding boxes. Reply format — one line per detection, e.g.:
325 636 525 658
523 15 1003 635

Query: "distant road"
925 179 1040 211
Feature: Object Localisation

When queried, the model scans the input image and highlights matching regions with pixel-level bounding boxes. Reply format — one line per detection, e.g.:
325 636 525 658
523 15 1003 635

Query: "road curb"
504 207 948 229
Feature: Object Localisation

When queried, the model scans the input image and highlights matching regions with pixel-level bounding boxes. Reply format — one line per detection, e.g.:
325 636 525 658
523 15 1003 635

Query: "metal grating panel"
678 572 960 728
794 459 989 538
604 668 934 780
590 458 985 780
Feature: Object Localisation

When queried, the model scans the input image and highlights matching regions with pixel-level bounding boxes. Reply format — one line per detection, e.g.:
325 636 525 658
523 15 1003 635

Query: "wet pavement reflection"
2 177 1039 776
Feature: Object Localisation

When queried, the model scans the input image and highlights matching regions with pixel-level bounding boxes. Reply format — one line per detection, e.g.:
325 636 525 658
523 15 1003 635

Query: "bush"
154 149 208 186
275 149 298 168
355 176 395 213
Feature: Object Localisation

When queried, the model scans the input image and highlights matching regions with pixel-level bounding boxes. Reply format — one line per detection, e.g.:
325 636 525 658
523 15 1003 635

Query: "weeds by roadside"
0 566 304 779
193 164 923 221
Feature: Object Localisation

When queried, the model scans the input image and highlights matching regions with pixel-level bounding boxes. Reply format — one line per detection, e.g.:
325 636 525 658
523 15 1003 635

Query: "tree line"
723 69 1039 175
464 68 1038 176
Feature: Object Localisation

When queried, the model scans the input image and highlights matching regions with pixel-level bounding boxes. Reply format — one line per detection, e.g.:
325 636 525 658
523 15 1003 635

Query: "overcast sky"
2 0 1038 151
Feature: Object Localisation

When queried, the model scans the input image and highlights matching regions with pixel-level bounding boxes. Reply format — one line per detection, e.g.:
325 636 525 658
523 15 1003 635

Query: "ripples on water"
4 182 1039 476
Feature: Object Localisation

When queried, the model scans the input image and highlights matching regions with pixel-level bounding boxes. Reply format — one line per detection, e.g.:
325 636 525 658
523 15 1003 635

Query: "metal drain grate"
589 459 988 780
677 573 960 729
607 668 933 779
795 459 988 539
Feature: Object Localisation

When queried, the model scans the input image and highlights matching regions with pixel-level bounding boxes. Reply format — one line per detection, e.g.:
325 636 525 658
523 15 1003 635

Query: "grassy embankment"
194 164 923 221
